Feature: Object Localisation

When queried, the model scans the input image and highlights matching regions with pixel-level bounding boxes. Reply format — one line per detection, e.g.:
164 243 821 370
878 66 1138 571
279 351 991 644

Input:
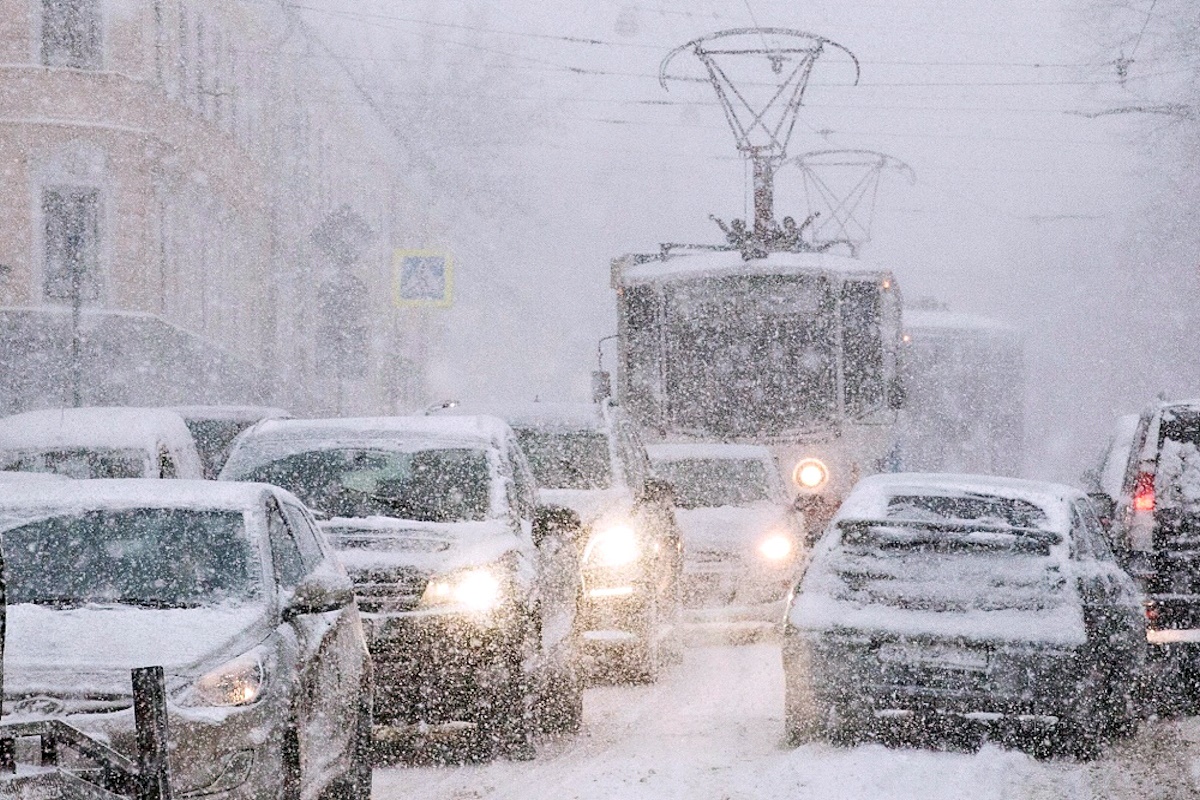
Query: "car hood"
675 504 791 555
323 516 522 575
539 488 632 527
4 603 270 699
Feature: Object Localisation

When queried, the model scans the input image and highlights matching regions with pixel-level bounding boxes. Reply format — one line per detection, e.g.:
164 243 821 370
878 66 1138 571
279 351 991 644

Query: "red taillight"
1133 472 1156 513
1146 602 1160 624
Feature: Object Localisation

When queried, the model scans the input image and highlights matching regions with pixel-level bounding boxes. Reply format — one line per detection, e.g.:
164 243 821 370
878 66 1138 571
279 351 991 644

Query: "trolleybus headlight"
793 458 829 490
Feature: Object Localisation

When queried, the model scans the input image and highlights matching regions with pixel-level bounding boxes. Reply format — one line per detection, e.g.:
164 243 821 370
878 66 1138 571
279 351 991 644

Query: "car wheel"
470 641 537 762
281 715 302 800
623 593 664 683
538 663 584 735
323 688 374 800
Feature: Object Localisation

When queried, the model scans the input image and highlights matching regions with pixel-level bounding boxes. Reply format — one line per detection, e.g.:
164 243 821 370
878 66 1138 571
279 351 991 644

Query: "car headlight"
793 458 829 490
420 567 504 612
758 533 794 562
180 649 267 708
583 523 640 567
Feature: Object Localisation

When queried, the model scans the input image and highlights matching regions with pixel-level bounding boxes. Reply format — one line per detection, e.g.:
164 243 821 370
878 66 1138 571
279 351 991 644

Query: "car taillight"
1133 471 1155 513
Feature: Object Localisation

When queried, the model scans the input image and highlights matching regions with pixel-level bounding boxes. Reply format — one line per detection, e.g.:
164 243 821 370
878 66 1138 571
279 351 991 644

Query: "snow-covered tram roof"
614 249 892 287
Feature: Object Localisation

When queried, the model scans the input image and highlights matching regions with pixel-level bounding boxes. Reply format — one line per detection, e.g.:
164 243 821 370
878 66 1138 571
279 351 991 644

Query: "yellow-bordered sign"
393 250 453 308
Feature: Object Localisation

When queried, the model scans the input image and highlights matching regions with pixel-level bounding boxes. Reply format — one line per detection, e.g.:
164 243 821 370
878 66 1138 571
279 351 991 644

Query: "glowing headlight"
421 567 503 612
758 533 794 562
793 458 829 490
181 650 266 708
583 523 640 567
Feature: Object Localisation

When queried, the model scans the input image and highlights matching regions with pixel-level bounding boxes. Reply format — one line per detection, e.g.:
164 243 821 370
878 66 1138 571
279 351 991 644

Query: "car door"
616 417 683 594
1070 501 1145 660
270 496 366 798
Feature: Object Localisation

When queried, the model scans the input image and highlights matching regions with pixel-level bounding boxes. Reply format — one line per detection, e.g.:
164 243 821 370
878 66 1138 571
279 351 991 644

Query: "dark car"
434 401 684 682
220 415 584 759
0 480 372 800
171 405 292 479
782 473 1144 756
1091 400 1200 704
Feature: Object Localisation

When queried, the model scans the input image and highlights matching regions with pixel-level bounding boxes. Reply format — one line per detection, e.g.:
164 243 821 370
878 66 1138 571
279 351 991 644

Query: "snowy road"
372 642 1200 799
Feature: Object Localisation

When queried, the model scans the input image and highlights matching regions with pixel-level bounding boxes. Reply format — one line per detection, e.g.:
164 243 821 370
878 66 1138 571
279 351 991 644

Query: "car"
434 401 684 682
646 443 805 636
782 473 1144 756
0 479 372 800
1092 400 1200 706
219 415 584 759
170 405 292 479
0 407 204 479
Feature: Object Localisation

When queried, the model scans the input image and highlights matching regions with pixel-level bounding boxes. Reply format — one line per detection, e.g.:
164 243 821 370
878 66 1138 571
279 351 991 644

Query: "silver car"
0 480 372 800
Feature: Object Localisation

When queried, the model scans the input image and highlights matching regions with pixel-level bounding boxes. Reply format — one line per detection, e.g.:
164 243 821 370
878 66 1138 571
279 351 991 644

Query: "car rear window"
885 493 1050 529
1157 409 1200 515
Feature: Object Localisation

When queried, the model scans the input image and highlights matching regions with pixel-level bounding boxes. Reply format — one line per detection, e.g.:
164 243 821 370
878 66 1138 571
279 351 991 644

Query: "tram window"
842 281 885 415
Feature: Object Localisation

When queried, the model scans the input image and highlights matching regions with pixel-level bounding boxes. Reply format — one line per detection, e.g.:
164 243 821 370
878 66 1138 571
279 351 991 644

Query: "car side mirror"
282 575 355 622
640 477 676 506
533 504 583 548
1088 492 1117 530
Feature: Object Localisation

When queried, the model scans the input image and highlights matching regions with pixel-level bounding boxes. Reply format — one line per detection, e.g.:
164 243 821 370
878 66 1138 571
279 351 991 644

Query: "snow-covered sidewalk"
372 643 1200 799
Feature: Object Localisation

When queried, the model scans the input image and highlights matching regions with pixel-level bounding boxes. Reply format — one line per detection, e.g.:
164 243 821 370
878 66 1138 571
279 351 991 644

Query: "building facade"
0 0 435 415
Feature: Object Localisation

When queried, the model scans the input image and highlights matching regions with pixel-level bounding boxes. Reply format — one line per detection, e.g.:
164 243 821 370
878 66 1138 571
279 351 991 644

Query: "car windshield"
653 457 776 509
1 508 257 608
514 430 611 490
0 448 146 479
235 447 492 522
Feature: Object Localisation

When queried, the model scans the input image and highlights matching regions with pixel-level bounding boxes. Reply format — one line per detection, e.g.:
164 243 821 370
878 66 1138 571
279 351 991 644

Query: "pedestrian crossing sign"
393 250 453 308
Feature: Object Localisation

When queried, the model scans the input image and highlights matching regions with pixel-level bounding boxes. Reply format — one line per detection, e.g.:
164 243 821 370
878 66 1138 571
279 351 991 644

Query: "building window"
41 0 102 70
43 187 101 303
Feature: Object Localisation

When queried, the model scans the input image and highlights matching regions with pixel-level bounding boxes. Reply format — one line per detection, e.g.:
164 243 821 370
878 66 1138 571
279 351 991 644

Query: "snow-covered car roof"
836 473 1079 534
169 405 293 423
0 407 202 473
221 415 513 477
0 478 277 515
617 249 889 286
645 443 774 462
435 401 608 433
0 407 195 451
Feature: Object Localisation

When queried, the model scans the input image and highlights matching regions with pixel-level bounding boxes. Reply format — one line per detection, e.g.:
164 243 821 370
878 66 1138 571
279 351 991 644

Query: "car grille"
350 566 428 614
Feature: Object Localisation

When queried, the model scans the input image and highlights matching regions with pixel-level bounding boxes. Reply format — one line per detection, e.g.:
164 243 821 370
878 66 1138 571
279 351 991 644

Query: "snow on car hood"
322 516 521 574
675 504 789 556
5 603 269 697
539 488 631 526
789 533 1086 647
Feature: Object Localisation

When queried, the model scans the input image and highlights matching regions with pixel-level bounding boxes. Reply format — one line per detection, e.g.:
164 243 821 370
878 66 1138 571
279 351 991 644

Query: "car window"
506 436 537 518
1071 502 1116 562
267 500 307 589
281 500 326 571
514 429 612 490
158 446 178 479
